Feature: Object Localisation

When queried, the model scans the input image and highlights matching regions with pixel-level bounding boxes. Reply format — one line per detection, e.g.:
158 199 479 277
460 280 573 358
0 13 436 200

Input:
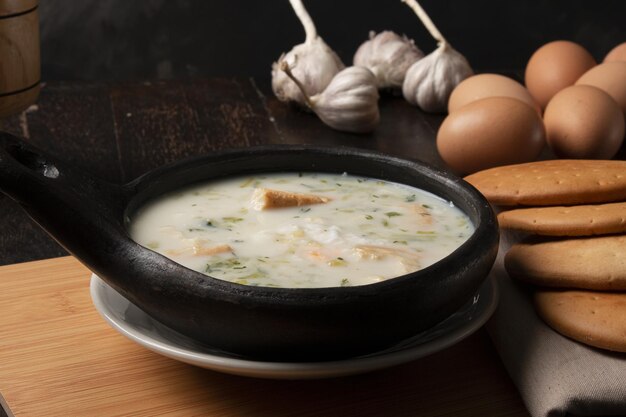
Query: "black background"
40 0 626 82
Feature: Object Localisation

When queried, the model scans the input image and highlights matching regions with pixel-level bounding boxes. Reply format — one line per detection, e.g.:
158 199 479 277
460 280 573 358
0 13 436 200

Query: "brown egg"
543 85 625 159
437 97 546 175
604 42 626 63
525 40 596 110
448 73 539 113
576 61 626 118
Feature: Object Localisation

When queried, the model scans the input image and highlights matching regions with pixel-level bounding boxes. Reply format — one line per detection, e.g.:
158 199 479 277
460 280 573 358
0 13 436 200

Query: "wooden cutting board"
0 256 529 417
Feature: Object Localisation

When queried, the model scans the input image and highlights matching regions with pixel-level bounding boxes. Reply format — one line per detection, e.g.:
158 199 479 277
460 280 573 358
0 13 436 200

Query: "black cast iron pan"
0 132 499 361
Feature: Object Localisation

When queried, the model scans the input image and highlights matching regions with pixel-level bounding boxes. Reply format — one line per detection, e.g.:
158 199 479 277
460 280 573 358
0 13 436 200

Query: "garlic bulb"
401 0 473 113
353 30 424 90
403 42 473 113
271 0 344 107
281 62 380 133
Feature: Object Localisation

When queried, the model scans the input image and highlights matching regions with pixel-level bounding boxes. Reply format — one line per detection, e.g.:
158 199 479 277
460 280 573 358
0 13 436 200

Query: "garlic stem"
401 0 447 45
280 60 314 108
289 0 318 44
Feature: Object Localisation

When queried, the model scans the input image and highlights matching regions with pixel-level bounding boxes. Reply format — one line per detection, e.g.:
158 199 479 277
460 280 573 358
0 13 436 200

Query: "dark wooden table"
0 78 530 416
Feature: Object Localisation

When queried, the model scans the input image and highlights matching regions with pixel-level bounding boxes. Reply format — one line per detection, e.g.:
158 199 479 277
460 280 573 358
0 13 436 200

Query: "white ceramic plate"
90 274 498 379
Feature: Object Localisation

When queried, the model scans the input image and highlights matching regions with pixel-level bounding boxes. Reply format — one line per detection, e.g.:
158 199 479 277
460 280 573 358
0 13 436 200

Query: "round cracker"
464 159 626 206
498 202 626 236
535 290 626 352
505 235 626 290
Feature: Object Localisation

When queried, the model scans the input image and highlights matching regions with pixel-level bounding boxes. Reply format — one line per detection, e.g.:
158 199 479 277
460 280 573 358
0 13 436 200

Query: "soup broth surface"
130 173 474 288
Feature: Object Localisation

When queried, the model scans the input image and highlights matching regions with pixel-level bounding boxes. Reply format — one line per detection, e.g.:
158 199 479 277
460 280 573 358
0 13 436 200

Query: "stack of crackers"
465 159 626 353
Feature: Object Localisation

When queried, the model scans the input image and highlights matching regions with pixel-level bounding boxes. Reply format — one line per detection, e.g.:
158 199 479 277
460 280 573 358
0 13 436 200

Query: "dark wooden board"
0 78 449 266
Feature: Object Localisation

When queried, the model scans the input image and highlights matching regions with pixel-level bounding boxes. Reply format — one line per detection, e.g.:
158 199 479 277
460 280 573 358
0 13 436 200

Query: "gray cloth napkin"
486 231 626 417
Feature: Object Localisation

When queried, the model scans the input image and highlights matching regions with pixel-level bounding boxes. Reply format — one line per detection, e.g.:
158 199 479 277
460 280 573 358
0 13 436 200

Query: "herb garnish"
328 258 347 267
222 217 244 223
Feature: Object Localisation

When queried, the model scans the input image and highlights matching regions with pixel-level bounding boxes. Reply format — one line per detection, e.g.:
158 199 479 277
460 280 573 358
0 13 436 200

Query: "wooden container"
0 0 40 117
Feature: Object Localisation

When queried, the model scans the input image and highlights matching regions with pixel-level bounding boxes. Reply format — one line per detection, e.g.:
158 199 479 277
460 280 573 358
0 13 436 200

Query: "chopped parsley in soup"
130 173 474 288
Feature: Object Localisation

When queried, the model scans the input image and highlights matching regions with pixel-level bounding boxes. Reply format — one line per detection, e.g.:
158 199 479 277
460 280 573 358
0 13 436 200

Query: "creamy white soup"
130 173 474 288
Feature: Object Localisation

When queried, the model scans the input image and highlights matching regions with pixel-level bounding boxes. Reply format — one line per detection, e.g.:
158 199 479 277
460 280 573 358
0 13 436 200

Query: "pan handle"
0 131 131 264
0 131 127 211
